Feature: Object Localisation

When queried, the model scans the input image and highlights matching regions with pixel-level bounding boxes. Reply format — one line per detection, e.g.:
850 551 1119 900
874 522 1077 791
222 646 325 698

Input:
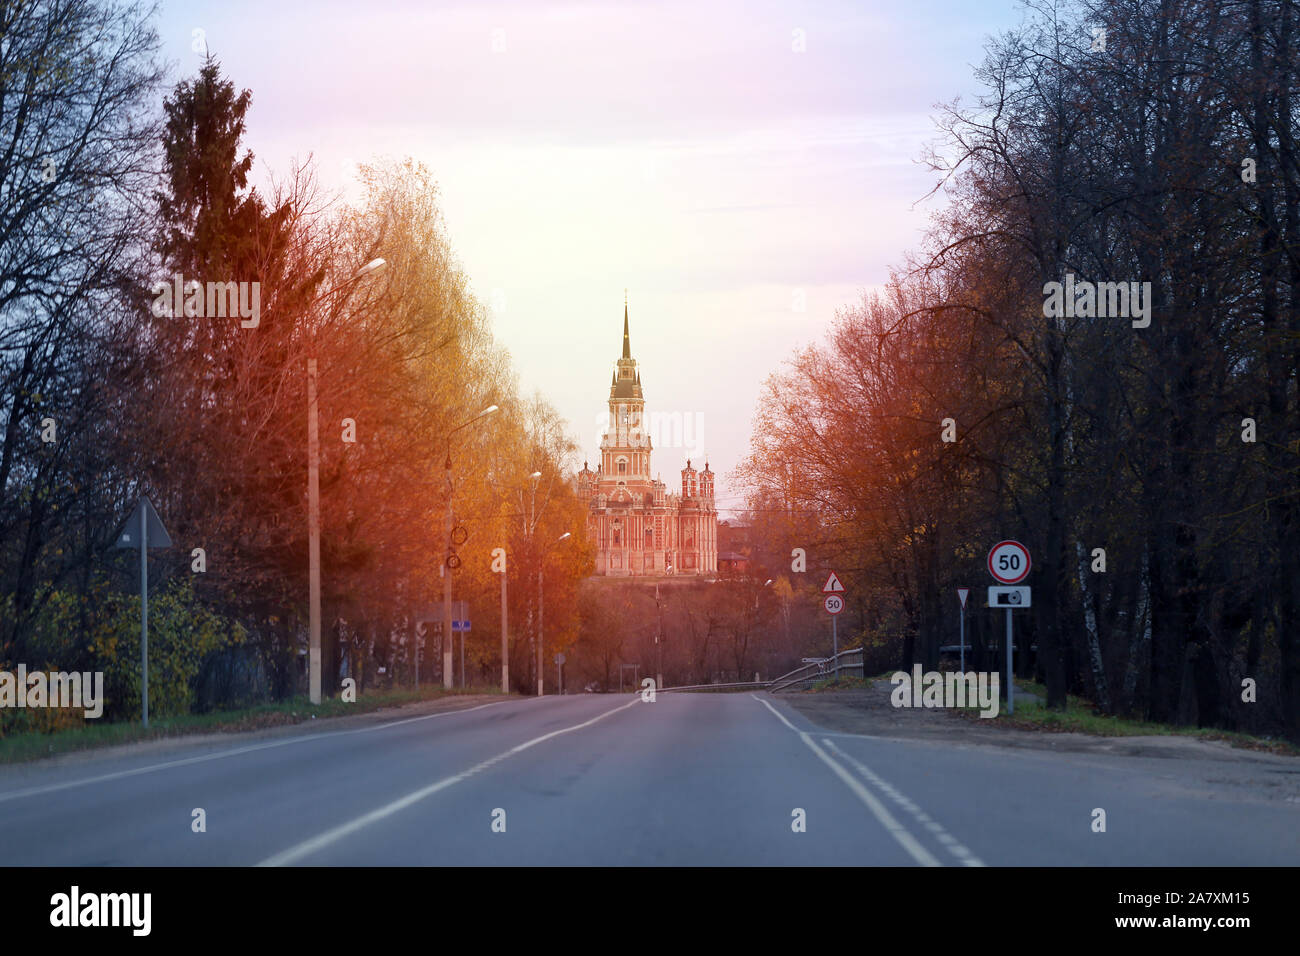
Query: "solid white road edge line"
752 694 942 867
821 737 986 867
257 697 642 866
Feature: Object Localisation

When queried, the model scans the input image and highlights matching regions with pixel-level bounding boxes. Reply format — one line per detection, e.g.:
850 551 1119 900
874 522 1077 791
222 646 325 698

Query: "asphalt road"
1 691 1296 865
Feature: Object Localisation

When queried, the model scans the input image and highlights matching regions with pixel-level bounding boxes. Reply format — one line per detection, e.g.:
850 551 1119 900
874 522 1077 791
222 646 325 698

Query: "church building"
577 301 718 576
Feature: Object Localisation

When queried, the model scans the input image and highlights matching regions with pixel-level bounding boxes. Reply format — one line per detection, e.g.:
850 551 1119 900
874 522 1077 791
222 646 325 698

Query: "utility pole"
139 506 149 727
307 358 322 705
302 258 387 707
524 470 570 698
530 473 540 695
500 560 509 693
301 257 387 707
439 405 499 691
536 532 571 696
537 564 544 696
442 454 454 689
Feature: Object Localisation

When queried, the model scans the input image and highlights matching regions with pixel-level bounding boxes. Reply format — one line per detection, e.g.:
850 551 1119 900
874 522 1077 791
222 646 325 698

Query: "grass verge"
0 684 510 765
803 674 876 692
954 678 1300 756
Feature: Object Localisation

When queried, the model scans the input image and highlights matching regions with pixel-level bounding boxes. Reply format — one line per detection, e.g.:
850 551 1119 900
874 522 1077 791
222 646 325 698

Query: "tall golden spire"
622 289 631 359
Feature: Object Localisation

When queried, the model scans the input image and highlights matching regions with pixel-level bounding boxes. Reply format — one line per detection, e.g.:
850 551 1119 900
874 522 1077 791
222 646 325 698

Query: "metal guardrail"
652 648 868 694
768 647 864 692
657 681 770 693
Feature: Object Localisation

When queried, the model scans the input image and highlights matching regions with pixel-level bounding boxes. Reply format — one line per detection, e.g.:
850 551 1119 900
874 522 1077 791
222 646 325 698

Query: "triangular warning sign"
115 496 172 550
822 571 845 593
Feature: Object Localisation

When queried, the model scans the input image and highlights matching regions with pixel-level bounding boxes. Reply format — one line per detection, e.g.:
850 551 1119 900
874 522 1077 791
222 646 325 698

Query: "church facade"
576 303 718 576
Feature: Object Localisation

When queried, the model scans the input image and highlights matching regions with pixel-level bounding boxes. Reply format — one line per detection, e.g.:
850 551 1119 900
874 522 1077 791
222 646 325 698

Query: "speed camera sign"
988 540 1031 584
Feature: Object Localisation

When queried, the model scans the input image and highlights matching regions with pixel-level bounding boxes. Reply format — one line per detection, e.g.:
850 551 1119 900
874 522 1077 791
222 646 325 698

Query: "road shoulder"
776 680 1298 766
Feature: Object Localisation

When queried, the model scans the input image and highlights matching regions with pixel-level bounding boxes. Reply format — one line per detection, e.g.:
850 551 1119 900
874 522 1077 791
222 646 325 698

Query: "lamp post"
526 471 541 692
491 469 545 694
755 579 773 684
499 542 509 694
654 582 665 690
308 257 387 705
519 471 542 693
441 404 500 689
536 531 570 696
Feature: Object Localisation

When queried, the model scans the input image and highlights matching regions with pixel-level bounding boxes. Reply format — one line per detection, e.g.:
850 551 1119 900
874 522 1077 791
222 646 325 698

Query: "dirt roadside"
776 681 1300 807
777 679 1299 765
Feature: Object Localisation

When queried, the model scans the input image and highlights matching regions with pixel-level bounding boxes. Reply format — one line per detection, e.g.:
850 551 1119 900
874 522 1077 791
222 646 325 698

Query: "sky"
156 0 1026 516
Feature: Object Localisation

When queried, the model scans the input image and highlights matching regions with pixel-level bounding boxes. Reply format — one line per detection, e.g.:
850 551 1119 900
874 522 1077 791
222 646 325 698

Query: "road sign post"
1006 607 1012 713
115 497 171 729
957 588 970 672
823 573 845 678
438 600 472 687
802 657 830 671
416 606 451 688
987 541 1031 715
458 600 467 688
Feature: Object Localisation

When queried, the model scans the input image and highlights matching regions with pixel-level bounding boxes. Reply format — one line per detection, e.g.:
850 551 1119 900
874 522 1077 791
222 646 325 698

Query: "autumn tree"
0 0 163 654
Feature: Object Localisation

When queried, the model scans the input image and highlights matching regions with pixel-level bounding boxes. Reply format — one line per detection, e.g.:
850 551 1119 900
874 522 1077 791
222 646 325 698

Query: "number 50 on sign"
987 540 1031 584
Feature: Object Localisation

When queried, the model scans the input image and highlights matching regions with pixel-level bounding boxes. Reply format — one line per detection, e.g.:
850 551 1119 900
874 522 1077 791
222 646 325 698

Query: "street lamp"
654 582 665 690
441 404 500 689
537 530 570 696
525 471 542 692
495 468 541 695
307 257 387 705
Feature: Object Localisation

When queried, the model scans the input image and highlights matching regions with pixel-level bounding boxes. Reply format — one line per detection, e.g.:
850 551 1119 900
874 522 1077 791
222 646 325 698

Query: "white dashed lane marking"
822 737 986 866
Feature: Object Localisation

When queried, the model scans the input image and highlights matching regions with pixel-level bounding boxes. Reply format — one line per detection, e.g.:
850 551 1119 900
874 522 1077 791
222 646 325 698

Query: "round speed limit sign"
824 594 844 615
988 540 1031 584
